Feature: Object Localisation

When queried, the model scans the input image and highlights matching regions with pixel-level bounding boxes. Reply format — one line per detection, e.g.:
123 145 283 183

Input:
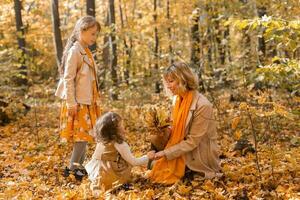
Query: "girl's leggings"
69 141 87 170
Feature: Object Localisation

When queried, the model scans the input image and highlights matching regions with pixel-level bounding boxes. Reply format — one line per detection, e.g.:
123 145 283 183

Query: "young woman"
149 62 222 184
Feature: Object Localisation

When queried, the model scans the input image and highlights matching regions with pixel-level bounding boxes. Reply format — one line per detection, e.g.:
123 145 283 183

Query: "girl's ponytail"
59 32 77 77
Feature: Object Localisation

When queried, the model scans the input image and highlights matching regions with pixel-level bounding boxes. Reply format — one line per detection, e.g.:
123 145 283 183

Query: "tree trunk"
190 7 206 92
13 0 27 85
101 11 110 89
190 8 201 69
119 0 131 84
257 6 266 65
166 0 173 64
51 0 63 76
86 0 97 58
108 0 118 100
207 26 213 70
224 26 231 62
204 4 213 71
86 0 95 16
153 0 160 93
215 17 225 65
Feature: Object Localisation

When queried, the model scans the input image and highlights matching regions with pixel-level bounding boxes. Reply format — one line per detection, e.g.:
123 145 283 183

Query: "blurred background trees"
0 0 299 124
0 0 299 97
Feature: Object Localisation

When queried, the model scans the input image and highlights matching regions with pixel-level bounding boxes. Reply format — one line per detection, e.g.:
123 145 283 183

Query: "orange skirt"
59 82 101 142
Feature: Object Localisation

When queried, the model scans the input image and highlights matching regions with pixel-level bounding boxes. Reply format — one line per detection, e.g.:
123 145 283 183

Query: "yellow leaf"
293 96 300 103
257 96 266 104
215 192 226 200
177 185 192 195
231 117 240 129
191 181 199 187
234 130 242 140
202 180 215 193
285 154 298 168
239 102 248 110
126 192 138 200
142 189 155 199
276 185 286 193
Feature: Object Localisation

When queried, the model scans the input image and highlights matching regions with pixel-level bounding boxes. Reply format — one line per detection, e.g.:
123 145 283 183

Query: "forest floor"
0 80 299 200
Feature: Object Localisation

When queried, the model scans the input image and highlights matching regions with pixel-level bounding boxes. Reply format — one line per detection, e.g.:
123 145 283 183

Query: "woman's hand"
154 151 165 160
147 151 156 160
68 105 78 117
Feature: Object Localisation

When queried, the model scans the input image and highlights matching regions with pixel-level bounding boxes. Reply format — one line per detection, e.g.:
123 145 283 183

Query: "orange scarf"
149 91 194 184
84 48 101 105
85 47 99 87
85 48 94 65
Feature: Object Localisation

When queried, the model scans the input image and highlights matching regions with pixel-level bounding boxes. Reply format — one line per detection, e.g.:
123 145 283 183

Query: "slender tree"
190 7 206 92
100 11 110 89
86 0 96 16
51 0 63 75
108 0 118 100
166 0 173 64
257 6 267 65
13 0 27 85
86 0 97 56
153 0 160 93
118 0 131 84
190 8 201 70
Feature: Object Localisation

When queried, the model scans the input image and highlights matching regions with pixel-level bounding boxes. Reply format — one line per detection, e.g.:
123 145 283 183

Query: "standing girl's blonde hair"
59 16 101 76
55 16 101 181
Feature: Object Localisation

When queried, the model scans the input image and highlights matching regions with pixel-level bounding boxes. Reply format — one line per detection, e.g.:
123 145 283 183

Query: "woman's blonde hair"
94 112 124 144
59 16 101 76
163 62 198 93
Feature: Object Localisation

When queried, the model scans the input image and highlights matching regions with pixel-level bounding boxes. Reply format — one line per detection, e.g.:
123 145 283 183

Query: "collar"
189 90 200 111
74 41 87 55
74 41 93 67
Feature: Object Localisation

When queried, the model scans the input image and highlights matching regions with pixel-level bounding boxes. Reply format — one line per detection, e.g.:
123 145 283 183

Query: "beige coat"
163 91 221 179
92 143 132 190
55 41 96 108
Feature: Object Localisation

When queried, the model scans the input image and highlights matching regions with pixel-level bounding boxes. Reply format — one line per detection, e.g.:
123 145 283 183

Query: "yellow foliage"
142 189 155 199
143 105 170 132
177 185 192 195
202 180 215 193
231 116 240 129
234 129 242 140
239 102 248 110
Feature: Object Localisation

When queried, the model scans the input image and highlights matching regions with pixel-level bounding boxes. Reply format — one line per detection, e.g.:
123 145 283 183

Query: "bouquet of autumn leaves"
144 105 171 151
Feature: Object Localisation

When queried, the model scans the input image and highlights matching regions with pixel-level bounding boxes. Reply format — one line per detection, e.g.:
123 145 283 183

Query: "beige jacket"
163 91 221 179
55 41 96 108
95 143 132 190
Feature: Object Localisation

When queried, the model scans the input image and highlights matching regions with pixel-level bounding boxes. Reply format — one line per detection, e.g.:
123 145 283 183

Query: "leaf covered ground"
0 82 299 200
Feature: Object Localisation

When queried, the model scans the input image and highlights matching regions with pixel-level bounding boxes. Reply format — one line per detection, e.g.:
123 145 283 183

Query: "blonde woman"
55 16 101 181
149 62 222 184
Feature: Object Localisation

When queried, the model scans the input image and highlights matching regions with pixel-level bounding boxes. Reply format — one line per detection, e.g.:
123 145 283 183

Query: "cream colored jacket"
55 41 96 107
163 91 221 179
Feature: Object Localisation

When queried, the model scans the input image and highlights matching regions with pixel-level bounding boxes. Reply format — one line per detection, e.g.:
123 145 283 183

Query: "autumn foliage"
0 0 300 199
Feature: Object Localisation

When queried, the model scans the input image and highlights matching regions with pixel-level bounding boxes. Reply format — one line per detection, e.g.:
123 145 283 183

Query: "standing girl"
55 16 101 180
85 112 155 193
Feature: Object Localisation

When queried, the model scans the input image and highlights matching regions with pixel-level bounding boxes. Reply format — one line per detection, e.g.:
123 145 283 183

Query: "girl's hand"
68 105 78 117
154 151 165 160
147 151 156 160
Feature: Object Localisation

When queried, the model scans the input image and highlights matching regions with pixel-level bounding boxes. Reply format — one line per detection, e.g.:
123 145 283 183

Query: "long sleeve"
63 47 80 108
164 104 213 160
92 143 105 160
114 142 148 166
